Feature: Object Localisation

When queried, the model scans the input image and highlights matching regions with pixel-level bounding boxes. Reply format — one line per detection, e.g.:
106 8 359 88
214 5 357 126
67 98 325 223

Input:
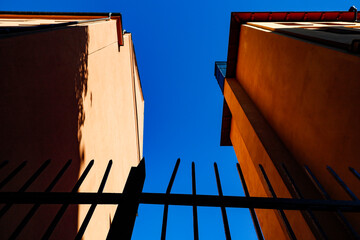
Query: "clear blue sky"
1 0 354 239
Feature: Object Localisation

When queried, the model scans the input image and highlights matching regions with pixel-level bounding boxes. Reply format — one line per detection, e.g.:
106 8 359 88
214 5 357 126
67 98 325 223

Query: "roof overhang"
0 11 124 45
218 11 359 146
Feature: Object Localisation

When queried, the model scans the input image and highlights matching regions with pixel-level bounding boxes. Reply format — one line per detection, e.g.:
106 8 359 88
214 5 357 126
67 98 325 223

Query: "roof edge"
221 10 359 146
226 11 359 78
0 11 124 45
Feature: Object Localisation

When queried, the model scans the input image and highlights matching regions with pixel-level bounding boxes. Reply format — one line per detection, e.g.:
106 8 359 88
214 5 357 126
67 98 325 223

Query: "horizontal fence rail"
0 158 359 239
0 192 358 211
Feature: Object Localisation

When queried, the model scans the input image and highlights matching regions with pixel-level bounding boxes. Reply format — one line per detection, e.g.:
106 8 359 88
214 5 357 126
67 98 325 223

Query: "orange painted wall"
229 120 289 240
236 24 359 232
0 19 143 239
224 78 320 239
224 23 359 239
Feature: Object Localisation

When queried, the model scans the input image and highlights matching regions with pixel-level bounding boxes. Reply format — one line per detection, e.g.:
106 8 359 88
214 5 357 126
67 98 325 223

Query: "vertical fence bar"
0 160 8 170
75 160 113 240
9 160 72 240
349 167 360 181
214 163 231 240
18 160 51 192
304 165 359 239
303 166 330 200
281 163 327 240
258 164 297 240
42 160 94 240
107 158 146 239
0 161 27 190
160 158 180 240
236 163 264 240
192 162 199 240
327 166 358 201
0 160 50 218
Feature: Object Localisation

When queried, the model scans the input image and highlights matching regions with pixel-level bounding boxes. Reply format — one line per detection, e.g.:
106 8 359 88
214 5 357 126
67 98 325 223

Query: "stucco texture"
223 24 359 239
0 19 143 240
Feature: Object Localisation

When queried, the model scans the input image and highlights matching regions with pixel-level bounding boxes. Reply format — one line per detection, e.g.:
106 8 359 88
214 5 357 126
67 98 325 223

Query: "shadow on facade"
0 25 89 239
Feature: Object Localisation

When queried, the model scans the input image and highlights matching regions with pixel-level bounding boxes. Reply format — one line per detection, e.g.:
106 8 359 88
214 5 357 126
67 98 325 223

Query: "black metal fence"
0 158 359 239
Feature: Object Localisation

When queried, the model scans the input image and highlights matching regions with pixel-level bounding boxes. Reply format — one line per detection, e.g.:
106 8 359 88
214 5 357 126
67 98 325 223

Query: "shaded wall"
236 24 360 200
223 23 359 239
0 19 144 240
224 78 318 240
0 25 87 239
236 24 359 230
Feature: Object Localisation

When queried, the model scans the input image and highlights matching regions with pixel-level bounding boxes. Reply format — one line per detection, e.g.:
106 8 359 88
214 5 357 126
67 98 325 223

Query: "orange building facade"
0 12 144 239
215 11 360 239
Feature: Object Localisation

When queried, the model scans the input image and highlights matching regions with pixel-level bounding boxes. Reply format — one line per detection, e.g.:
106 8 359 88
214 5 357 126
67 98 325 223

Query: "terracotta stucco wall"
224 78 318 240
229 120 289 240
77 21 143 240
236 24 359 231
225 23 359 239
0 19 143 239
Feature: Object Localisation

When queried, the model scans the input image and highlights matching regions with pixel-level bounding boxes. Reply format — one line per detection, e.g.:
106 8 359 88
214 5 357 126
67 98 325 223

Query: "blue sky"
1 0 355 239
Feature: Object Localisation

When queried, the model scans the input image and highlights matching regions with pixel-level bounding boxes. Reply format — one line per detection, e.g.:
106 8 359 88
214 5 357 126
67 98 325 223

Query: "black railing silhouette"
0 158 359 239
